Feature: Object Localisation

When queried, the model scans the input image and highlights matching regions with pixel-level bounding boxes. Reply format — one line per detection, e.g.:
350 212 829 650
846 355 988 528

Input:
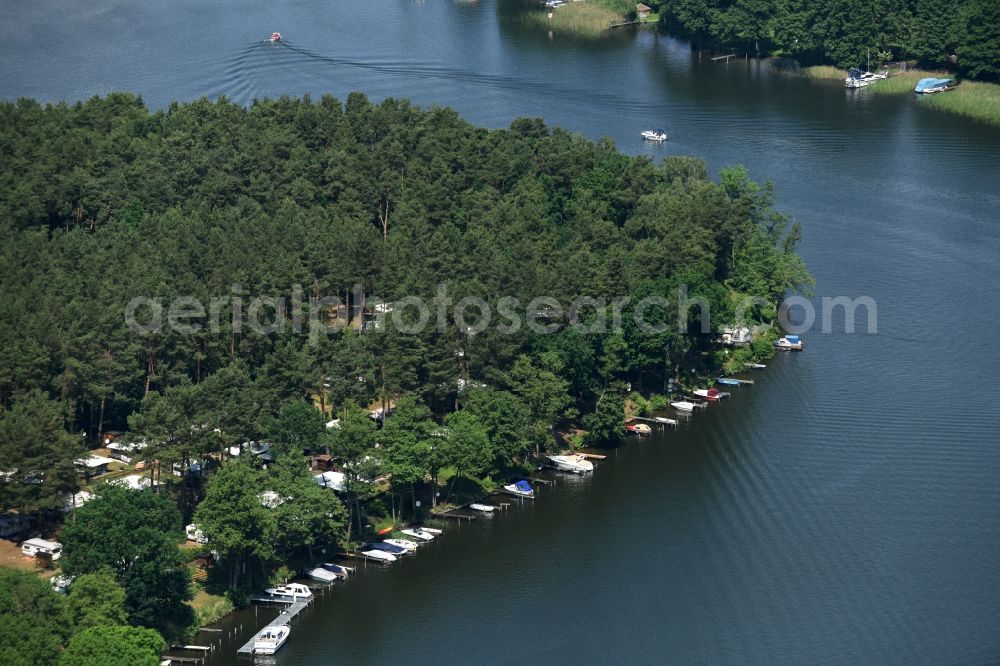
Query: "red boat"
626 423 652 435
692 387 729 402
269 32 282 43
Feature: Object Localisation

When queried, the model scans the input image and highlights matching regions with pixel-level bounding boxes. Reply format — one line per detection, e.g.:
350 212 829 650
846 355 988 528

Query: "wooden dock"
711 53 737 61
236 599 311 656
629 416 679 428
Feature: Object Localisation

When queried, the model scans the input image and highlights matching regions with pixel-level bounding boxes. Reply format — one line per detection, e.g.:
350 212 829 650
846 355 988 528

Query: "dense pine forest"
0 93 810 653
657 0 1000 81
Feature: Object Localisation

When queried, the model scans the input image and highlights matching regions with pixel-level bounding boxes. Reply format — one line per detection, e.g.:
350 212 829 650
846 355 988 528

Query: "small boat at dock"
750 363 767 369
400 527 437 541
262 583 313 602
845 68 888 88
693 388 729 401
626 422 653 435
716 377 741 386
361 549 397 563
304 567 339 583
253 624 290 655
384 538 420 552
549 454 594 474
503 480 535 498
469 503 496 513
415 526 443 535
654 417 679 426
641 129 668 141
368 541 410 556
320 563 353 579
774 335 803 351
670 400 705 412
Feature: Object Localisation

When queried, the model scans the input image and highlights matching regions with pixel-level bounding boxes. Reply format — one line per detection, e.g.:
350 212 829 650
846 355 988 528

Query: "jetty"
629 416 679 428
711 53 737 61
236 598 312 657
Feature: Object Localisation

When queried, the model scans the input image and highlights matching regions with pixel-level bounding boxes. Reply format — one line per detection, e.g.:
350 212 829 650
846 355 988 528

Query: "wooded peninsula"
0 93 810 663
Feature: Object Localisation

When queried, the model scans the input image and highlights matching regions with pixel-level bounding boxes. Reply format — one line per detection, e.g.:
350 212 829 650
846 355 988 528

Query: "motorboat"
384 538 420 552
693 388 729 401
400 527 436 541
469 503 496 513
304 567 338 583
253 625 290 655
368 541 410 556
626 423 652 435
268 32 282 43
844 68 888 88
641 129 668 141
361 549 397 563
503 480 535 498
262 583 313 602
548 454 594 474
670 400 704 412
914 77 954 94
320 563 353 579
774 335 804 351
654 416 679 427
716 377 741 386
415 526 443 535
750 363 767 369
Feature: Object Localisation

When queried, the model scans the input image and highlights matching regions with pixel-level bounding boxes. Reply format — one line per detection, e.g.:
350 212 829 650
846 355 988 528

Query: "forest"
656 0 1000 81
0 93 810 652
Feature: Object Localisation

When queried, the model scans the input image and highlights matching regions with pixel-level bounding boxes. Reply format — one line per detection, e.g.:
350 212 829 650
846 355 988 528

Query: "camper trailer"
20 538 62 561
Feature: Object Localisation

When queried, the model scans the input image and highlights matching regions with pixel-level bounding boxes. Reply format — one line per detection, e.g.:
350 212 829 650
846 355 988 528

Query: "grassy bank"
517 3 622 38
802 65 1000 126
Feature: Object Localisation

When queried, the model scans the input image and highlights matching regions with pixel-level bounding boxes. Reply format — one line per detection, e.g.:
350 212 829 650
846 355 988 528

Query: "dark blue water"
3 0 1000 663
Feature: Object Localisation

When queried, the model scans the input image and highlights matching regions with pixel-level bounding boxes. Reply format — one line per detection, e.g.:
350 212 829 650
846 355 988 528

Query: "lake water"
3 0 1000 663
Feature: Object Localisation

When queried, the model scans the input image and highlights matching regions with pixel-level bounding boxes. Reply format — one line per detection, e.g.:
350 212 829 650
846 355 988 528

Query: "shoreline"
799 65 1000 127
184 366 772 661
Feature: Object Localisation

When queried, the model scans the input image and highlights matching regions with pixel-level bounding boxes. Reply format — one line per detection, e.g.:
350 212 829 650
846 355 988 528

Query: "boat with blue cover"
504 480 535 498
368 541 410 556
716 377 741 386
914 77 954 94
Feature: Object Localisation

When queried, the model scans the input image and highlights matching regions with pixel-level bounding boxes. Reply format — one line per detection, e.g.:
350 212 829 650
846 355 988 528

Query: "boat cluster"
359 527 442 563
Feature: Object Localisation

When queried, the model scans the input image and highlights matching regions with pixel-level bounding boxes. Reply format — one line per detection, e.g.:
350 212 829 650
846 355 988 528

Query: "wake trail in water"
270 40 665 114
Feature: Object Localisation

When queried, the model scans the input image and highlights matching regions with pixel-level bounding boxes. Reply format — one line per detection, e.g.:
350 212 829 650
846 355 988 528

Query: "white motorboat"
774 335 804 351
400 527 436 541
304 567 339 583
641 129 668 141
320 563 353 579
693 388 729 401
750 363 767 369
670 400 703 412
469 503 495 513
384 538 420 552
844 68 888 88
262 583 313 602
654 417 679 427
415 526 443 535
548 454 594 474
253 624 290 655
503 480 535 498
362 549 397 563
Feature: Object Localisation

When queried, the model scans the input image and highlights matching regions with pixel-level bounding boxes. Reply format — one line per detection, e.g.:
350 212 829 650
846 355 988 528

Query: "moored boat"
626 422 653 435
361 549 397 563
716 377 741 386
693 388 729 401
750 363 767 369
670 400 704 412
914 77 955 94
641 129 668 141
654 416 679 426
320 563 353 579
548 454 594 474
400 527 436 541
368 541 410 556
384 538 420 552
304 567 339 583
262 583 313 602
414 526 443 535
774 335 803 350
503 480 535 498
845 68 888 88
469 503 496 513
253 624 290 655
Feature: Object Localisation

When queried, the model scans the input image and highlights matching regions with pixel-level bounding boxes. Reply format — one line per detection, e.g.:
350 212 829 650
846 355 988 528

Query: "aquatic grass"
516 3 623 39
801 65 1000 127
